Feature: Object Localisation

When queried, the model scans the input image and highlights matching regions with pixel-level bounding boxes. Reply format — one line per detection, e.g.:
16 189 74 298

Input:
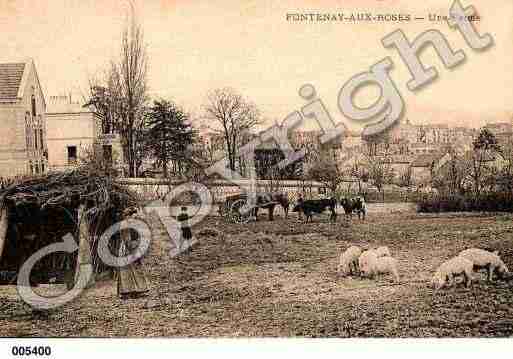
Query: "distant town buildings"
0 59 47 176
194 116 513 185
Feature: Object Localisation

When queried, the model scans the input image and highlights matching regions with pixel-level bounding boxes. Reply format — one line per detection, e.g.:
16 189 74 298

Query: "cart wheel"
230 199 252 224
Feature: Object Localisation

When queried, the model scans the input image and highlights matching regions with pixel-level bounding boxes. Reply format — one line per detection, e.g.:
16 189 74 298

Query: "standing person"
177 206 193 241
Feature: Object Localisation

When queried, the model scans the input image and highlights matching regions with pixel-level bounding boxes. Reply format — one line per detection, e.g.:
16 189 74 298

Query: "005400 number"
11 346 51 356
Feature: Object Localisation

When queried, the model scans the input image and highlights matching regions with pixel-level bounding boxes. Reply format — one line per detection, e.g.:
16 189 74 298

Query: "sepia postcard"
1 0 513 356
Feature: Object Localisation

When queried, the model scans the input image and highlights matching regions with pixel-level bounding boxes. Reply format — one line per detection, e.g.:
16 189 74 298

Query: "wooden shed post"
0 206 7 262
68 205 95 290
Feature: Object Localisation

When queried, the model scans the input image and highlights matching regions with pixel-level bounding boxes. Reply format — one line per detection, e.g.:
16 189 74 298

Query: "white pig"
358 249 378 277
373 256 400 282
431 256 474 290
458 248 509 282
374 246 391 258
338 245 363 276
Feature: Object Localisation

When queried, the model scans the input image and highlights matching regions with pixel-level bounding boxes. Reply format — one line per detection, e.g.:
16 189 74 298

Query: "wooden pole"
68 205 95 290
0 206 7 263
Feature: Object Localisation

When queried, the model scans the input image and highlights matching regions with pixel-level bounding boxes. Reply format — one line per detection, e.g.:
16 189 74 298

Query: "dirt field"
1 209 513 337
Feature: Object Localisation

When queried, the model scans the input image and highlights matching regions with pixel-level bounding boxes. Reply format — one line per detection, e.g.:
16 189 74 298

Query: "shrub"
417 192 513 213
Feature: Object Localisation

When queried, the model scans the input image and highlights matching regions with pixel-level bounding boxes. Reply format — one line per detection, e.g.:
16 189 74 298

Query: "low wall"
116 178 328 203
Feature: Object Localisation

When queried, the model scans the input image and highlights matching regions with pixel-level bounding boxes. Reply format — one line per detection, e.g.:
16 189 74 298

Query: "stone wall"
117 178 328 204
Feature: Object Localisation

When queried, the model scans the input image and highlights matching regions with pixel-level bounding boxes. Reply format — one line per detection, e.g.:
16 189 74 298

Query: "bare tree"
203 88 260 173
496 140 513 192
364 153 395 194
465 128 500 195
349 158 369 195
397 166 414 188
111 14 148 177
432 153 467 195
307 146 344 195
86 9 148 177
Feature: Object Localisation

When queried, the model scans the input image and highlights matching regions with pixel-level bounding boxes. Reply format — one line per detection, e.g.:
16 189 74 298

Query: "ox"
340 196 366 220
292 197 337 223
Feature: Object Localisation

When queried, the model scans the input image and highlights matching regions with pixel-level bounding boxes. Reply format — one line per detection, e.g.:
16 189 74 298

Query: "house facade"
0 59 47 177
46 95 122 171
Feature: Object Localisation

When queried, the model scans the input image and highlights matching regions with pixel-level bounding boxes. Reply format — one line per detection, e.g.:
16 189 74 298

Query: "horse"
252 192 289 221
224 192 289 221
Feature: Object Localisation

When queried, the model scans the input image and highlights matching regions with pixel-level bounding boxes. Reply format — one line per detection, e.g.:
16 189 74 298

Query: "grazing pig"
359 250 399 282
374 246 391 258
373 256 400 282
431 257 474 290
338 246 363 276
358 249 378 278
458 248 510 282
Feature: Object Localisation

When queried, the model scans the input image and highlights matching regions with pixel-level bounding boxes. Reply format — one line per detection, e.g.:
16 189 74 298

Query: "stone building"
46 94 122 171
0 59 47 177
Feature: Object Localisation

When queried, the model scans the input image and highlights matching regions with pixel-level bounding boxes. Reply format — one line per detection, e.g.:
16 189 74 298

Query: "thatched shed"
0 168 139 287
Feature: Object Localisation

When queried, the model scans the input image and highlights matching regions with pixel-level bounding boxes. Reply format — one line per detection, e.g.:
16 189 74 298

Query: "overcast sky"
1 0 512 131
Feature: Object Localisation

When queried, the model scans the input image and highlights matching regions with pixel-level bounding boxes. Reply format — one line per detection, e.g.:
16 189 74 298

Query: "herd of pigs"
338 246 510 290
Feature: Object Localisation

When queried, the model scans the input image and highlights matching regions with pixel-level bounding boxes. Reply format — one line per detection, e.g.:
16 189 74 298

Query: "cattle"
340 196 367 220
340 198 354 218
292 197 337 223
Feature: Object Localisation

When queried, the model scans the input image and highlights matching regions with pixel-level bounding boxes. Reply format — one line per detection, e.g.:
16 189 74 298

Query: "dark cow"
293 197 337 223
340 196 366 220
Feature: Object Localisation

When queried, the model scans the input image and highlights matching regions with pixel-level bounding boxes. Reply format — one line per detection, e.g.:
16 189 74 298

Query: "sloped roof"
0 63 25 100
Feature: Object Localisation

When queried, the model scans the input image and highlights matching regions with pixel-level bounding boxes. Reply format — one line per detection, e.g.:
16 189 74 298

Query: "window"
34 129 38 150
34 163 39 174
25 113 31 149
39 128 44 149
67 146 77 164
41 162 45 173
31 95 36 117
29 162 33 174
103 145 113 165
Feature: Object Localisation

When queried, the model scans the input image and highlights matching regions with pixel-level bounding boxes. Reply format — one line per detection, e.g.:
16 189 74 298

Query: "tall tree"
85 10 148 177
364 154 395 194
307 147 344 195
203 88 260 173
84 82 116 135
467 128 500 195
254 148 303 180
112 14 148 177
146 100 195 178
